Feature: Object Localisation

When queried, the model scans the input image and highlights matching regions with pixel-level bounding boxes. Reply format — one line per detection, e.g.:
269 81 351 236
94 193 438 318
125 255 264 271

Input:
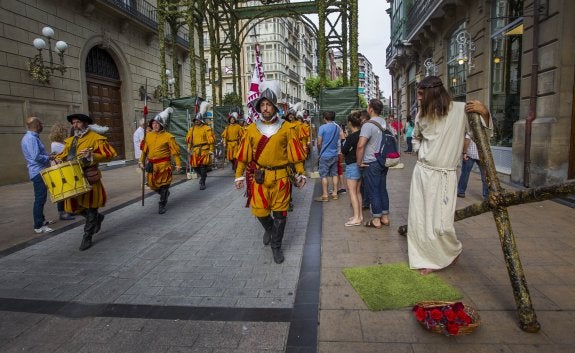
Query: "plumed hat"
255 80 281 113
149 107 173 129
67 113 92 125
194 101 210 123
228 111 239 122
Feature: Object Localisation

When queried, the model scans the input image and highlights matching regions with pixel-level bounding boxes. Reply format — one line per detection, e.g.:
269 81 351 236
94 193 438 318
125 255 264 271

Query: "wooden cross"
400 112 575 332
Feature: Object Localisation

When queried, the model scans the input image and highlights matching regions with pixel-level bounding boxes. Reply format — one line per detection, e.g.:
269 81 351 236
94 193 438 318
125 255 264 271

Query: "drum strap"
67 137 79 161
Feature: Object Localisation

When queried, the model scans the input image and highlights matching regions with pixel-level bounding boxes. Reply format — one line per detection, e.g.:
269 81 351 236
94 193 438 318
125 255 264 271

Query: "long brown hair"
417 76 451 120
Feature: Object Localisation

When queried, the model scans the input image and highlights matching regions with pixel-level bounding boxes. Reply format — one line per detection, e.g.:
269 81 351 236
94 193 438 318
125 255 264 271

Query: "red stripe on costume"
237 143 246 162
257 184 268 209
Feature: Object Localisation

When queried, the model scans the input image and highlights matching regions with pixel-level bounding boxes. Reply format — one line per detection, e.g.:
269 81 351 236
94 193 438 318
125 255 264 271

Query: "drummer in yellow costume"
186 101 215 190
221 112 244 171
235 83 307 264
56 113 117 251
139 108 181 214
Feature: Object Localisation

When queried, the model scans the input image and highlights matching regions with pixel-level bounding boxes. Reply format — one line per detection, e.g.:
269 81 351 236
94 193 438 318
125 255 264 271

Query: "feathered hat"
255 80 281 113
195 101 210 123
67 113 92 125
67 113 110 134
149 107 173 129
292 102 305 120
228 111 239 123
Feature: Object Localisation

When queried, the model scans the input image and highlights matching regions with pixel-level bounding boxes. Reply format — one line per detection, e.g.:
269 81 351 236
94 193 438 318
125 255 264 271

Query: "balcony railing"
406 0 442 39
288 69 299 81
386 42 402 67
287 43 299 56
99 0 188 47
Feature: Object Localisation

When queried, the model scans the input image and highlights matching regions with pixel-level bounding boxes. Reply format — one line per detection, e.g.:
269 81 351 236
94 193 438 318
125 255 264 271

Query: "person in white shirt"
133 118 146 160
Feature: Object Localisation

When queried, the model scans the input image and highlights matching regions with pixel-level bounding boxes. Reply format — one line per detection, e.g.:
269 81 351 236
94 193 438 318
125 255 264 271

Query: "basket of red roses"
412 301 480 336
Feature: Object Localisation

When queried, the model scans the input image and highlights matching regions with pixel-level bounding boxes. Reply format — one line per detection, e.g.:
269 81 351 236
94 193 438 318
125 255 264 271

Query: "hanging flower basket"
412 301 480 336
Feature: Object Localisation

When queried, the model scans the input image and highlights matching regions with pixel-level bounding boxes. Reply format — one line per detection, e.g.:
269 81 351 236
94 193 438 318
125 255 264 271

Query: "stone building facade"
386 0 574 187
1 0 197 186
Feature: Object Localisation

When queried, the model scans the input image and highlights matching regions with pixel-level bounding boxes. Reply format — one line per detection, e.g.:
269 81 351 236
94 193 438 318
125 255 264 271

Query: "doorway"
85 47 125 159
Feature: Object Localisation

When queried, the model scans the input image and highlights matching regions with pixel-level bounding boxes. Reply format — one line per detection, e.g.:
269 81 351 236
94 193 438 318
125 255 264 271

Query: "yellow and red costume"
235 118 306 217
293 119 310 158
57 130 117 213
140 130 181 190
186 124 215 168
221 122 244 162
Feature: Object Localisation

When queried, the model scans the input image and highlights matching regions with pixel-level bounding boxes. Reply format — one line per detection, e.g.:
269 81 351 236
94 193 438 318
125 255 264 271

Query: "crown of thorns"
418 80 443 89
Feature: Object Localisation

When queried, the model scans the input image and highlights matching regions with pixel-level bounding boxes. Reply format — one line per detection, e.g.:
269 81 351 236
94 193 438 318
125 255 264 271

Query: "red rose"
414 307 427 322
452 302 464 312
430 309 442 321
443 309 456 322
457 310 472 324
446 322 460 335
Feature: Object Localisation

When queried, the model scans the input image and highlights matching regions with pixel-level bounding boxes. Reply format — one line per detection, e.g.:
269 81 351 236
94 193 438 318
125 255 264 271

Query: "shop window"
489 0 523 147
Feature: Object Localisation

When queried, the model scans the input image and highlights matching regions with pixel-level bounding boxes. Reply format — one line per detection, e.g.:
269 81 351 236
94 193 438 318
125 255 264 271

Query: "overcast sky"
358 0 392 97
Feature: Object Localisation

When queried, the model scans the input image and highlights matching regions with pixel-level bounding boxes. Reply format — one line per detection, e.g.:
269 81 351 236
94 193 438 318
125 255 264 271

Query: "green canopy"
319 87 360 124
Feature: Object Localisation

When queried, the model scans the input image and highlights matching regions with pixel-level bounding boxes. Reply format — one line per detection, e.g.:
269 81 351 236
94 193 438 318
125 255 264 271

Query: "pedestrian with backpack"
356 99 390 228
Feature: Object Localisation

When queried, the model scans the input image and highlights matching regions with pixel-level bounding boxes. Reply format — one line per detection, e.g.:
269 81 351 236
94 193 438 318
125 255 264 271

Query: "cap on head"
67 113 92 125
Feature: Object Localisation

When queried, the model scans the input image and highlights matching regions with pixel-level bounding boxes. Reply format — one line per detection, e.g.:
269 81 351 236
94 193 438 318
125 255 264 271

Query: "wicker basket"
413 301 481 336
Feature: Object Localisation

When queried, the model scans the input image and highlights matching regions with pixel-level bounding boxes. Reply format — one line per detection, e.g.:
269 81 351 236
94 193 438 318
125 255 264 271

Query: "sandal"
331 194 339 200
364 219 382 229
345 220 362 227
314 196 329 202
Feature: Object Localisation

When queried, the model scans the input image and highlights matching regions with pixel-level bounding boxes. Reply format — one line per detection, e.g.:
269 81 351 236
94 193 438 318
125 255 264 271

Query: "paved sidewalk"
0 154 574 352
317 152 575 352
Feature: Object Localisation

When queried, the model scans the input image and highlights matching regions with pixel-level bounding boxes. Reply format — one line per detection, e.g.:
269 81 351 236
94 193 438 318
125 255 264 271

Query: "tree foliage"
222 92 243 106
304 76 345 99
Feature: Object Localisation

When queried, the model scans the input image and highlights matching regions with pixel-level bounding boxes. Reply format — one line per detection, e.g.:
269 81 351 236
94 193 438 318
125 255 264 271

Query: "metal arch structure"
155 1 358 105
234 1 359 89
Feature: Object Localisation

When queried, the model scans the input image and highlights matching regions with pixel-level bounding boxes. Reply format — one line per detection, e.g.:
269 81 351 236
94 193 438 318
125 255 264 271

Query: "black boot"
80 208 97 251
94 213 105 234
271 212 287 264
79 233 92 251
158 186 169 214
257 215 274 246
199 167 207 190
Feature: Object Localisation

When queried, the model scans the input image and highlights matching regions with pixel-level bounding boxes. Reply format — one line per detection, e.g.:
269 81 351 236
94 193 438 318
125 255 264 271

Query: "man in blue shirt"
315 111 342 201
21 117 55 234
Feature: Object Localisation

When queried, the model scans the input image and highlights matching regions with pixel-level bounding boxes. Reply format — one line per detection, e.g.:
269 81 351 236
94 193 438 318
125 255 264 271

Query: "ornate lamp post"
27 26 68 84
455 30 476 73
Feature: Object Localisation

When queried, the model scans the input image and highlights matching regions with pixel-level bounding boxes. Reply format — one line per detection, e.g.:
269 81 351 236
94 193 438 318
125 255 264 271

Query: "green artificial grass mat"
342 262 462 310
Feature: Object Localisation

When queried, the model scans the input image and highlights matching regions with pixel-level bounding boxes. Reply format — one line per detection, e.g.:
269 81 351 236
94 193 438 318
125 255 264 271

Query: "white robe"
407 102 489 270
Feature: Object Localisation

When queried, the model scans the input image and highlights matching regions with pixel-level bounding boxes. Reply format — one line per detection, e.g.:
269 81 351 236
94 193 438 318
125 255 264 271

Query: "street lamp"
455 30 476 73
424 58 437 77
27 26 68 84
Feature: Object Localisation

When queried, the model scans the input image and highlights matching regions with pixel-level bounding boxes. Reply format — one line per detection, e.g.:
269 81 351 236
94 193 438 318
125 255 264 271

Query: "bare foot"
380 216 390 226
419 268 434 276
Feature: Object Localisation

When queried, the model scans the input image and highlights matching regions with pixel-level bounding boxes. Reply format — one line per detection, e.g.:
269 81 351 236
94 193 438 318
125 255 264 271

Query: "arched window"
86 47 119 80
447 23 467 101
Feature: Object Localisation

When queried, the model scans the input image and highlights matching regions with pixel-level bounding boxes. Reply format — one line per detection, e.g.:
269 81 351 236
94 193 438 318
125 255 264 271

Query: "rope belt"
416 160 456 236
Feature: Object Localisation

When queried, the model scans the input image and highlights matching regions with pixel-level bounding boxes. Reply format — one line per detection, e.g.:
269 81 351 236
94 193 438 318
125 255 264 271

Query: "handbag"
365 120 400 168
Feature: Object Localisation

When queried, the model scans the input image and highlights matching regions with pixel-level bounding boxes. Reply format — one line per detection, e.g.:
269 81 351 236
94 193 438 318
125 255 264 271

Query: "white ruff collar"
255 116 283 137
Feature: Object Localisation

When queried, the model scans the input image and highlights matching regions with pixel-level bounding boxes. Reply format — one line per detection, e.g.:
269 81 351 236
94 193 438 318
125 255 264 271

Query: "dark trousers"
32 173 48 229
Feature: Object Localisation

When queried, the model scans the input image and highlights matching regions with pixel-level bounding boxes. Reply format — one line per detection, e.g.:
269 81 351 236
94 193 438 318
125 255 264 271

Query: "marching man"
234 82 307 264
